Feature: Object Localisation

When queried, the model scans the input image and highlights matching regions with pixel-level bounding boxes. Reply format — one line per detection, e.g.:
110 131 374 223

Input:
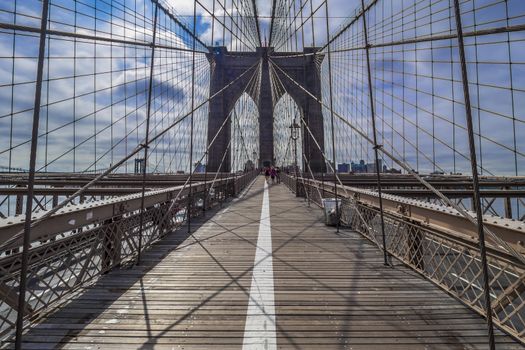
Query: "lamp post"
289 118 300 196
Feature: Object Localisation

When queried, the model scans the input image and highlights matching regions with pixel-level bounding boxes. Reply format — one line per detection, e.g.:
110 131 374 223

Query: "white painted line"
242 180 277 350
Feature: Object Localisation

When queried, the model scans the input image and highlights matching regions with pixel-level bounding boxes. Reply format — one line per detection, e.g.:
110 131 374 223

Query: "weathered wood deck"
11 177 522 349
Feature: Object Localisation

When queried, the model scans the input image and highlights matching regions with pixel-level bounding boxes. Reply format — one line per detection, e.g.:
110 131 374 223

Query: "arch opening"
230 93 259 172
273 94 303 171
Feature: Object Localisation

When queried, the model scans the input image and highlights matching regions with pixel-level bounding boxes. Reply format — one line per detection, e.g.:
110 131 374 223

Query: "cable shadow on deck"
10 202 233 349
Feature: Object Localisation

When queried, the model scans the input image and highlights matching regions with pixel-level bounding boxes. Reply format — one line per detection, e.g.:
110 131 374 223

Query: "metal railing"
282 173 525 344
0 170 257 339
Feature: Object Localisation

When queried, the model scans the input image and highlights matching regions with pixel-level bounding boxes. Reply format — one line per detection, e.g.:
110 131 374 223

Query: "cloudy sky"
0 0 523 180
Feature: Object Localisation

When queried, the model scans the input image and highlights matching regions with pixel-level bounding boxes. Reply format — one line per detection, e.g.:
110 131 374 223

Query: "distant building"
366 159 382 173
134 158 145 174
195 164 206 173
351 160 367 173
337 163 350 173
383 165 402 174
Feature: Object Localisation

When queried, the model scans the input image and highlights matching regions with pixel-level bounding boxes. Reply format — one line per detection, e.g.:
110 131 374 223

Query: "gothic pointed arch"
230 93 260 172
206 46 325 172
273 94 303 170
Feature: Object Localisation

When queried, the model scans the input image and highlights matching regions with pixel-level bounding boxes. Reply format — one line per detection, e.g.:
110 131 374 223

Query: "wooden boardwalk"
12 177 522 349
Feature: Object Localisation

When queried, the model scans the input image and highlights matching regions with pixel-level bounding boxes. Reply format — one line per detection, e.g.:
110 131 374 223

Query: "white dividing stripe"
242 180 276 350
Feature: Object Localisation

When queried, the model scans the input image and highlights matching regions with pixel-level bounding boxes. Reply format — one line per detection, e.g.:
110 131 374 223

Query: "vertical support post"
15 0 50 347
233 154 237 197
504 189 512 219
303 154 321 207
324 0 339 232
220 165 224 208
321 171 325 198
15 190 23 215
361 0 389 266
136 3 158 265
188 0 197 234
231 113 236 196
294 124 299 197
203 159 208 212
453 1 495 348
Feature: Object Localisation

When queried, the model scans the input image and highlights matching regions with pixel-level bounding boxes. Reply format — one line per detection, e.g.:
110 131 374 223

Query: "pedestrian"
264 167 270 183
270 166 276 184
276 167 281 183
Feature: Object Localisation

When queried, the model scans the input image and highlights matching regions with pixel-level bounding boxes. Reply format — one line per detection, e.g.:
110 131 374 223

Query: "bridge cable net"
0 0 525 347
0 0 262 342
267 0 525 345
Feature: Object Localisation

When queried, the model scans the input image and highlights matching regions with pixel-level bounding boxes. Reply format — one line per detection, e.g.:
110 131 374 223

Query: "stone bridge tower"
206 46 325 172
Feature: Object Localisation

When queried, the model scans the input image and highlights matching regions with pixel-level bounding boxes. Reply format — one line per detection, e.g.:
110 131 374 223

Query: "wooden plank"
7 177 521 349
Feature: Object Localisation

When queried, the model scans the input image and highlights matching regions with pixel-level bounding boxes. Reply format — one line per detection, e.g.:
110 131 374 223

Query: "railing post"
15 0 50 347
219 171 224 208
453 0 495 347
203 155 208 213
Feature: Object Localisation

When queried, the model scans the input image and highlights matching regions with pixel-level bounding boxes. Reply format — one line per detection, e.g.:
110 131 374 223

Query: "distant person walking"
270 166 277 184
276 167 281 183
264 167 270 183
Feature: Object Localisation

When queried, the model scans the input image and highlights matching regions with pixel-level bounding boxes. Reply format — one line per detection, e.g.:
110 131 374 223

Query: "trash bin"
322 198 341 226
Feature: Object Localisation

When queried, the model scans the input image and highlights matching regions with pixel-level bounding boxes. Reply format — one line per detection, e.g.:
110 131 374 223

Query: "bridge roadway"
11 177 522 349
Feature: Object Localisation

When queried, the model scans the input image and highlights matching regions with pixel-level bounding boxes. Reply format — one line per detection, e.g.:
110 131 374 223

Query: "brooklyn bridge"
0 0 524 348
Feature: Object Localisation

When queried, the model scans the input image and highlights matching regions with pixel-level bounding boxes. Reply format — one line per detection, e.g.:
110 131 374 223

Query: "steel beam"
299 177 525 256
0 177 246 250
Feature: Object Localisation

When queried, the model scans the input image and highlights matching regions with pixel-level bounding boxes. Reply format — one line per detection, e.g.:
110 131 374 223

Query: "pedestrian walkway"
13 177 521 349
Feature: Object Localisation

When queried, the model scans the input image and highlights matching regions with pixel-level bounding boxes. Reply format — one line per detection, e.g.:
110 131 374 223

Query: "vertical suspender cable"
360 0 389 266
137 2 159 265
269 0 277 47
188 0 197 233
310 0 315 46
452 1 495 348
222 0 226 46
324 0 339 232
211 0 216 45
205 0 217 212
15 0 50 348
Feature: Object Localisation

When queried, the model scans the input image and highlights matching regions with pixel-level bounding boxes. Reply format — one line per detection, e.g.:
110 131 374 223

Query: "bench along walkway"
12 177 522 349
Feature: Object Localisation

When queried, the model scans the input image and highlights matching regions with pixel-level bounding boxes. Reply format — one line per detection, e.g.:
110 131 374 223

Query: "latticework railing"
0 171 257 339
282 173 525 344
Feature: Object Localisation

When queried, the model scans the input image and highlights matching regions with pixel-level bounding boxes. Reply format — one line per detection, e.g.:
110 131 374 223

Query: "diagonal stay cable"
0 60 261 251
116 59 263 246
270 56 525 265
269 59 386 249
